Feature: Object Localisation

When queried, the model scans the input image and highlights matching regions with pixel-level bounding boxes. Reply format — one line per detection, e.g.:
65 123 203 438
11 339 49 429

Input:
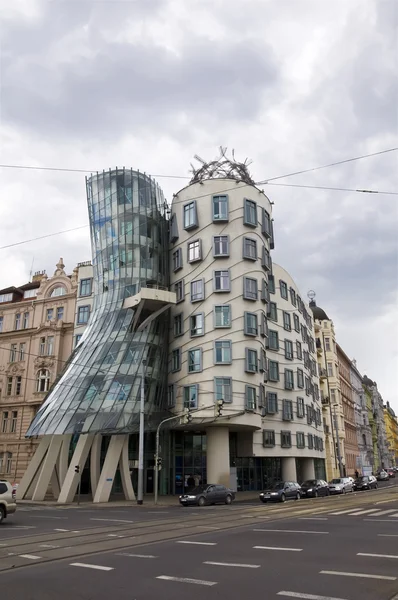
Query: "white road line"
390 513 398 517
254 546 302 552
70 563 114 571
278 592 348 600
30 515 67 519
204 561 260 568
176 541 217 546
299 517 328 521
372 509 397 516
364 519 398 522
116 553 158 559
196 526 221 530
19 554 42 560
378 534 398 537
320 570 396 581
253 529 328 535
349 509 381 516
107 534 125 538
328 508 361 515
54 528 69 532
156 575 217 586
358 552 398 559
90 518 134 523
39 544 60 549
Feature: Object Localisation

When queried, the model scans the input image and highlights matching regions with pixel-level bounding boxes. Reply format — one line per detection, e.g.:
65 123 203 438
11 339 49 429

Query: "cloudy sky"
0 0 397 409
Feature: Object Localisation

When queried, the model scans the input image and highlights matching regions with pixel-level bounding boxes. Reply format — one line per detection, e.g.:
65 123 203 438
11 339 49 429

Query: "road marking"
19 554 42 560
364 519 398 522
277 592 348 600
107 534 125 538
358 552 398 559
8 526 36 530
54 528 69 532
156 575 217 586
196 525 221 530
391 513 398 517
254 546 302 552
253 529 328 535
349 509 381 516
299 517 328 521
329 508 361 515
204 561 260 568
320 570 396 581
176 541 217 546
116 553 158 559
378 534 398 537
90 518 134 523
372 509 397 516
39 544 60 549
70 563 114 571
30 515 67 519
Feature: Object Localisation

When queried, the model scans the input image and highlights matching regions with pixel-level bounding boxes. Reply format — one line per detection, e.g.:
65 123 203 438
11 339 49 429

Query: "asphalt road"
1 484 397 600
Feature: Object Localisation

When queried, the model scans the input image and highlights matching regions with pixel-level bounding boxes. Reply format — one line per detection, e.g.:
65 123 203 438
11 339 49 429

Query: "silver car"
0 480 17 523
328 477 353 495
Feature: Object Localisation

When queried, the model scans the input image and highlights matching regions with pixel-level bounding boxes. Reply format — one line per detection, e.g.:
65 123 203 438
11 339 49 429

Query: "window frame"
281 430 292 448
293 313 300 332
172 248 183 272
183 384 198 409
282 399 294 421
171 348 182 373
187 239 202 263
284 368 294 390
212 194 229 222
263 429 275 447
296 431 305 449
279 280 288 300
267 329 279 351
190 312 205 337
243 276 258 301
297 368 304 389
284 339 293 360
175 279 185 303
297 397 305 418
243 237 257 261
268 360 280 382
243 198 257 227
266 392 278 414
261 246 271 271
214 340 232 365
244 311 258 336
214 305 231 328
173 313 184 337
245 385 256 411
214 376 232 404
269 302 278 322
283 311 291 331
190 278 205 302
77 305 90 324
188 347 202 373
245 348 258 373
183 200 198 230
261 208 272 238
213 235 230 257
167 384 176 408
79 278 92 297
213 270 230 292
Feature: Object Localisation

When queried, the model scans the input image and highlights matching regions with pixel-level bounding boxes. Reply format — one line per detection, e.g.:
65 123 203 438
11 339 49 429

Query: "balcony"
321 393 330 405
316 338 323 355
319 368 327 379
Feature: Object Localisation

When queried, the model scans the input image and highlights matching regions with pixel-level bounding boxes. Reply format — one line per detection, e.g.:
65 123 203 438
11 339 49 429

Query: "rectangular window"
19 343 25 361
23 288 36 299
243 237 257 260
39 337 46 355
296 432 305 449
172 248 183 272
268 329 279 350
283 399 294 421
263 430 275 447
214 377 232 404
1 412 9 433
261 246 271 271
213 235 229 257
214 305 231 328
260 312 268 338
297 368 304 389
57 306 64 321
0 293 12 303
259 383 266 406
212 195 229 221
296 340 302 360
268 275 275 294
171 348 181 372
325 337 331 351
190 278 204 302
188 348 202 373
75 334 82 347
293 313 300 332
190 313 204 337
245 385 256 410
308 434 314 449
284 369 294 390
183 201 198 230
290 288 297 306
283 311 291 331
170 213 179 243
269 302 278 322
0 316 3 332
297 397 305 418
261 279 269 304
266 392 278 414
80 278 92 297
214 340 232 364
10 411 18 434
244 312 258 336
281 431 292 448
167 384 176 408
279 280 288 300
77 306 90 324
183 384 198 409
15 377 22 396
10 344 17 362
173 313 183 337
46 308 54 321
261 208 272 237
6 377 12 396
175 279 184 303
14 313 21 330
268 360 279 382
330 389 336 403
245 348 258 373
327 362 333 377
244 199 257 226
243 277 258 300
187 239 202 263
214 270 230 292
285 339 293 360
47 336 54 355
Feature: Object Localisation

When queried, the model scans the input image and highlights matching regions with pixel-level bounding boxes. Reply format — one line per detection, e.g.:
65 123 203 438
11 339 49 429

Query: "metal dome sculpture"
189 147 255 185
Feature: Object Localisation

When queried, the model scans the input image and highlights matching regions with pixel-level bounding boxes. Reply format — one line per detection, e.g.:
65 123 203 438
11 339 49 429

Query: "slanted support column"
120 435 135 501
58 434 94 504
32 436 64 501
58 435 72 484
90 435 102 497
93 435 126 503
206 427 230 487
16 437 51 500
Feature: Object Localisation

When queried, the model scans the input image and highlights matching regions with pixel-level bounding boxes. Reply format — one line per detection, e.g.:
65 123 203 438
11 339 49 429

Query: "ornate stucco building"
351 359 373 473
384 402 398 468
363 375 390 469
337 344 359 476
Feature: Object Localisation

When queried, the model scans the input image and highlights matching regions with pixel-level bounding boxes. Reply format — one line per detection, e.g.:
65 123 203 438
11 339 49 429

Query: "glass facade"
26 169 170 437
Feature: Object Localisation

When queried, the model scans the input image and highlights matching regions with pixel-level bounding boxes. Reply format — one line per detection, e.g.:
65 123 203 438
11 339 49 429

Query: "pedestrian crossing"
328 507 398 518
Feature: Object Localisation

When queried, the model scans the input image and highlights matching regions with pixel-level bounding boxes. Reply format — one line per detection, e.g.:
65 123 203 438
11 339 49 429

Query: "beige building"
337 344 359 476
74 261 94 348
0 259 77 482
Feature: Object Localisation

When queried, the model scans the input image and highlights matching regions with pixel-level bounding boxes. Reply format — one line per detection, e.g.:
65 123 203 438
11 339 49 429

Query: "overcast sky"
0 0 397 409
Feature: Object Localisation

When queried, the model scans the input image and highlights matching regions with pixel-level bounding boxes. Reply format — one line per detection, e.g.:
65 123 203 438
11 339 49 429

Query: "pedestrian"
355 469 359 479
187 474 195 490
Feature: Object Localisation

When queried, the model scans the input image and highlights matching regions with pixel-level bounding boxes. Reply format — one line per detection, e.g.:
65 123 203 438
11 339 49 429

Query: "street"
0 484 397 600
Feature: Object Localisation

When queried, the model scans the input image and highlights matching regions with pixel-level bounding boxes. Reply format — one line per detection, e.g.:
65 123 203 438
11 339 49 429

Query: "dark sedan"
353 475 378 491
179 484 235 507
300 479 330 498
259 481 302 503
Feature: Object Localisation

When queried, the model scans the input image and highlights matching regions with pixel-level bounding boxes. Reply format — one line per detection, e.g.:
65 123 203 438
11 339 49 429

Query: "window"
296 341 302 360
37 369 50 393
284 369 294 390
14 313 21 330
214 340 232 364
259 383 266 406
279 280 288 300
77 306 90 324
6 377 12 396
174 313 184 337
75 334 82 347
260 312 268 338
269 302 278 322
10 344 17 362
22 312 29 329
80 278 92 297
188 348 202 373
245 348 258 373
214 377 232 404
330 389 336 403
213 235 229 257
297 397 305 418
244 199 257 226
283 311 291 331
188 239 202 263
245 385 256 410
285 339 293 360
175 279 184 303
23 288 36 299
15 376 22 396
261 246 271 271
293 313 300 332
39 337 46 355
297 368 304 389
283 399 294 421
268 275 275 294
261 279 269 304
190 279 204 302
325 337 331 351
19 343 25 361
5 452 12 474
244 312 258 336
183 201 198 230
0 316 3 332
0 293 12 303
1 412 9 433
10 411 18 434
171 348 181 372
167 384 176 408
262 208 272 237
268 360 279 381
50 287 66 297
183 384 198 409
212 195 229 221
190 313 204 337
243 237 257 260
281 431 292 448
296 432 305 449
46 308 54 321
172 248 183 272
327 362 333 377
214 305 231 328
290 288 297 306
266 392 278 414
214 270 230 292
243 277 258 300
57 306 64 321
263 430 275 447
268 330 279 350
308 434 314 449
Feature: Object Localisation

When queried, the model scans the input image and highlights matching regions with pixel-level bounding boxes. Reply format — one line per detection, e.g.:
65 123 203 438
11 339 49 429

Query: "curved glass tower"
27 169 170 437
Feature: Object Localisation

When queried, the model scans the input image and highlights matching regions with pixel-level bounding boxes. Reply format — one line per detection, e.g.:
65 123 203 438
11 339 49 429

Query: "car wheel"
295 492 301 501
198 496 206 507
342 488 346 494
225 495 232 505
280 493 286 503
326 489 330 496
261 499 268 504
314 490 318 498
0 507 4 524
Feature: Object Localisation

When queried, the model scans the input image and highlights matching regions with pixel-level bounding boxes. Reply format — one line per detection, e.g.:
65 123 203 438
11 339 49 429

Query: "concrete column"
93 435 125 503
206 427 230 487
120 435 136 501
32 436 64 501
16 436 51 500
58 434 94 504
301 457 315 481
90 435 102 497
282 456 297 481
58 435 72 484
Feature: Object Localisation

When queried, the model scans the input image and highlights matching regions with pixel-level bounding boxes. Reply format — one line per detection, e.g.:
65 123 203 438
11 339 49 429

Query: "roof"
309 300 329 321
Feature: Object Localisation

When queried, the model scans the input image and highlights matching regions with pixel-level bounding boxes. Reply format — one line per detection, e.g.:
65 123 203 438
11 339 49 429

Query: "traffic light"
216 399 224 417
74 465 80 474
157 457 163 470
186 410 193 423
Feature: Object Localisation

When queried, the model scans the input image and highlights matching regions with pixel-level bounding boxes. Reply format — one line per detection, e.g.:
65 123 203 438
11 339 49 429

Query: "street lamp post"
137 359 146 505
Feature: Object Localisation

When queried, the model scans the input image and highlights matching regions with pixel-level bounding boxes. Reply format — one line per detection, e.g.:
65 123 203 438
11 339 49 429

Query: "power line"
0 163 190 179
0 225 89 250
265 182 398 195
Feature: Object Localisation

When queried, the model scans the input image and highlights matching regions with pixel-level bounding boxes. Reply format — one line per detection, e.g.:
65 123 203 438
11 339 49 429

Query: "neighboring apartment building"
384 402 398 468
337 345 359 476
74 261 94 348
351 359 373 473
363 375 390 469
0 260 77 481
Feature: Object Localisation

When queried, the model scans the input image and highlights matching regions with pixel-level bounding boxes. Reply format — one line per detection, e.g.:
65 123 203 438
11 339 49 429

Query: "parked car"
353 475 378 491
0 480 17 523
377 470 389 481
386 469 395 478
179 484 235 507
328 477 354 495
300 479 330 498
259 481 302 503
